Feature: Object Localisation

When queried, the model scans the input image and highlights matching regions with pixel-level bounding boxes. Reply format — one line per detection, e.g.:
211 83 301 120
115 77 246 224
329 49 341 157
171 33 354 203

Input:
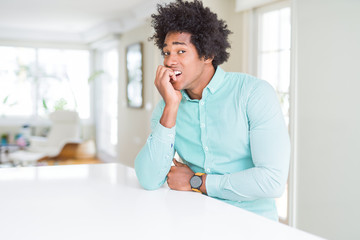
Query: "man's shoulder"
223 71 267 92
225 71 260 82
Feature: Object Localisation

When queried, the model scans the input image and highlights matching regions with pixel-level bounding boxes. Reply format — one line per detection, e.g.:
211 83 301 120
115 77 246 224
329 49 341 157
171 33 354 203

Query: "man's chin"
171 82 182 91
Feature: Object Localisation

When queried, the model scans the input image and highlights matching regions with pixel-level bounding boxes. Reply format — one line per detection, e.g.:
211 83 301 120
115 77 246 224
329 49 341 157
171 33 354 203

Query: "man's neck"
186 66 216 100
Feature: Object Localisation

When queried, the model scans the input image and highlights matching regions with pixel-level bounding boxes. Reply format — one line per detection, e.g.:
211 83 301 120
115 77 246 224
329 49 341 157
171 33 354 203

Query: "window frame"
92 38 120 162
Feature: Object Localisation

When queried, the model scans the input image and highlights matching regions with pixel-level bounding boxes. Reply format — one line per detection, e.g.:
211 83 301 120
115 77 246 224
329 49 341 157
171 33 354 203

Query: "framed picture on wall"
126 42 144 108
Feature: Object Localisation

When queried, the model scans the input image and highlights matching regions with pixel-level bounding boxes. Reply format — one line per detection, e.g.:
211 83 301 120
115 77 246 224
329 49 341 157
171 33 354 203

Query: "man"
135 0 290 221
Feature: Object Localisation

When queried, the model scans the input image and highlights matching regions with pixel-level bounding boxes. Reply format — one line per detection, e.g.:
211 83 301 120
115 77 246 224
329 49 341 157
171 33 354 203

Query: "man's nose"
164 54 178 67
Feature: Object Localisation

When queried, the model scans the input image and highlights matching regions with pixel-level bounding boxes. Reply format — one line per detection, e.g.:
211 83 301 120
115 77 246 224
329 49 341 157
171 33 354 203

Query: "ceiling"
0 0 170 43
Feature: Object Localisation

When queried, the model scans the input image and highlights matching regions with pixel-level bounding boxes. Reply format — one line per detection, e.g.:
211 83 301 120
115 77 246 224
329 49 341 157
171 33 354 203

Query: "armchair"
9 110 81 166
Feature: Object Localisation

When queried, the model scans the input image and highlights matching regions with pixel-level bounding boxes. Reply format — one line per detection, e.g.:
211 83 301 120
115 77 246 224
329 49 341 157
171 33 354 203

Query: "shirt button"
200 123 205 128
200 101 204 106
204 146 208 151
206 168 211 173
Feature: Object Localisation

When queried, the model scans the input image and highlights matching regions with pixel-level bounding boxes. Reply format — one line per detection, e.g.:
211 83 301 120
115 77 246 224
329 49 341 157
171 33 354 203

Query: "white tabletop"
0 163 323 240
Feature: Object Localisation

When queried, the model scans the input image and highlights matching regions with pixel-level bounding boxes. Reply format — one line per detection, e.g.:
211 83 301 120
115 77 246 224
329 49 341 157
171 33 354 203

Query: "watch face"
190 175 202 189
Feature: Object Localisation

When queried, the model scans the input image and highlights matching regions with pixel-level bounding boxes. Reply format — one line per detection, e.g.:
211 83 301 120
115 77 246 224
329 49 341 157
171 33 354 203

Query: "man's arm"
134 66 182 190
205 81 290 201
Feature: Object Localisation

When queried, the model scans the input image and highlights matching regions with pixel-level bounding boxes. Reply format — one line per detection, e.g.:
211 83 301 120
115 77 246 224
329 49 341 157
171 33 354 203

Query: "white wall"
202 0 246 72
294 0 360 239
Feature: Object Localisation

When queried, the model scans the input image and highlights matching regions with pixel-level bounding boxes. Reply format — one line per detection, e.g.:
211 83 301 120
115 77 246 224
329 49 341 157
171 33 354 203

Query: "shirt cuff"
205 174 224 199
151 122 176 143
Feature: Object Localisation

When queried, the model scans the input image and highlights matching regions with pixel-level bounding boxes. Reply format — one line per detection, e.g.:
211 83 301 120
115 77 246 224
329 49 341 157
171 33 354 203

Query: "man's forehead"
163 32 192 47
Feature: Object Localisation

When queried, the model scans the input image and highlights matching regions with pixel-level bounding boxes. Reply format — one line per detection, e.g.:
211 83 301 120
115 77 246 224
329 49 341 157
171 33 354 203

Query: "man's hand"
155 65 182 106
167 159 194 191
155 65 183 128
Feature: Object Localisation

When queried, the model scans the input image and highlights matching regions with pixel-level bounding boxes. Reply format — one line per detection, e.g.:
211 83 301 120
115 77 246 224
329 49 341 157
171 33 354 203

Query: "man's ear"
204 56 214 64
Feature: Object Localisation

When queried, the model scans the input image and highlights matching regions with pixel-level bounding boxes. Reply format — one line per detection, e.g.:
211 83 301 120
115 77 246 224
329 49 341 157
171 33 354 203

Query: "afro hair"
150 0 232 68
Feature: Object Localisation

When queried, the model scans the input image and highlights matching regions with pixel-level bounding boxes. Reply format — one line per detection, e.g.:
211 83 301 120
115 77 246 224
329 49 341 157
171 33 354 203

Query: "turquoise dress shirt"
135 67 290 221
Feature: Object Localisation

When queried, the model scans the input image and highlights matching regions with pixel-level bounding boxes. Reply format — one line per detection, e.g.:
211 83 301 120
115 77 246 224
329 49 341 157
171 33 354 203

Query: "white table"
0 163 323 240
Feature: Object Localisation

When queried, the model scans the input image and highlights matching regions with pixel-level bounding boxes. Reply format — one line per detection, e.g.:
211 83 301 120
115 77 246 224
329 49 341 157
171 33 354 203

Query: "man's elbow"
269 183 286 198
265 176 287 198
135 166 165 190
133 148 169 191
138 177 164 191
266 162 289 198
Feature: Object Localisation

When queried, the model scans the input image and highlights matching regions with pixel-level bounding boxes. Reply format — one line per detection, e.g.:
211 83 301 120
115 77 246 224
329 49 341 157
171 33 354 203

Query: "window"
0 46 90 120
0 47 36 117
95 48 118 158
254 1 291 223
256 3 291 126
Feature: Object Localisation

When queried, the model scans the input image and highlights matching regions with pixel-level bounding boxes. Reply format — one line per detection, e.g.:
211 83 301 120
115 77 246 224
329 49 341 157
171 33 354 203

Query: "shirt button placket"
199 99 209 173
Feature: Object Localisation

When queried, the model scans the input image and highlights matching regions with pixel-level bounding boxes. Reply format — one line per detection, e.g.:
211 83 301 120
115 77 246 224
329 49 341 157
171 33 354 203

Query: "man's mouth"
174 70 182 77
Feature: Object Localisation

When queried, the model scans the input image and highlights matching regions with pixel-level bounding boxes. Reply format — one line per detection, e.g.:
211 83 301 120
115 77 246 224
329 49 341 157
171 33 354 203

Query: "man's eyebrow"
163 41 187 48
172 41 187 45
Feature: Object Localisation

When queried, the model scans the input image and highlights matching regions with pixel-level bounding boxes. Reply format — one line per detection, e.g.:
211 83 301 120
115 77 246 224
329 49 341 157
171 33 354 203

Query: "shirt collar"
207 66 226 94
181 66 226 101
181 90 192 101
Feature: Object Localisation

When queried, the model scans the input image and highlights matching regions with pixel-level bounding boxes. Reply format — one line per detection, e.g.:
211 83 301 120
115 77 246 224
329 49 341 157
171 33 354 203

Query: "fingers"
154 65 182 106
161 68 176 82
168 70 176 81
173 158 179 166
155 65 162 83
167 163 194 191
173 158 186 167
167 166 175 187
155 66 176 86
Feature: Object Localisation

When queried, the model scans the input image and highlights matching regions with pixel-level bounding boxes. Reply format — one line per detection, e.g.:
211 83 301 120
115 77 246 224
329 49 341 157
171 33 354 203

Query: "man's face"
162 32 211 91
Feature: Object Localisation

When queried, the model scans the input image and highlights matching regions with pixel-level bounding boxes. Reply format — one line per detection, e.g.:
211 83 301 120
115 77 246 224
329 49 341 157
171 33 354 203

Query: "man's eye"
163 51 170 56
179 50 185 54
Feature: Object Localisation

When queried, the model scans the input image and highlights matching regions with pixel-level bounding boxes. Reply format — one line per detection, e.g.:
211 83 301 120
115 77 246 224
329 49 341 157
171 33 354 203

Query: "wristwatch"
190 172 205 193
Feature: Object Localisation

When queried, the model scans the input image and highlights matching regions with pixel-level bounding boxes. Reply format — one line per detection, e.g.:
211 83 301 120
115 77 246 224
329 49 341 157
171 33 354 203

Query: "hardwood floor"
38 157 104 166
37 140 104 166
0 140 105 167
